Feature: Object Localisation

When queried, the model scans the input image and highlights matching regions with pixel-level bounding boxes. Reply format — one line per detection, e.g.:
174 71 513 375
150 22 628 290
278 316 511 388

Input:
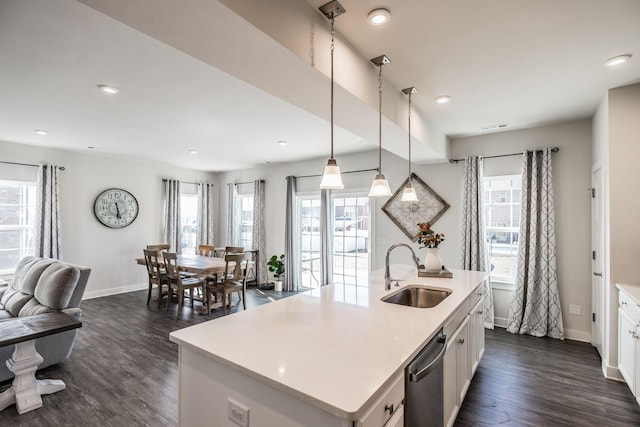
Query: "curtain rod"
233 180 264 186
288 167 379 180
162 179 210 185
448 146 559 164
0 160 66 170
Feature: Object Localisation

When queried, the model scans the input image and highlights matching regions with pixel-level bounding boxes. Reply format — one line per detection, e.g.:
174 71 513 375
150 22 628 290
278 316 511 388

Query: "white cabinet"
358 373 404 427
469 298 485 378
384 404 403 427
618 285 640 401
443 283 485 427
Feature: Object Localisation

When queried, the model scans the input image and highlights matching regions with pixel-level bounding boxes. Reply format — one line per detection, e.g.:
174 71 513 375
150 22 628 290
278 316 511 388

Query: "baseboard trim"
83 283 148 300
491 318 591 343
564 328 591 343
603 361 624 381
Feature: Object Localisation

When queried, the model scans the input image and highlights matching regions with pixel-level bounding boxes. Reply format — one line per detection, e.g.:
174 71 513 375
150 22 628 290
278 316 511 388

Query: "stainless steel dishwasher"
404 328 448 427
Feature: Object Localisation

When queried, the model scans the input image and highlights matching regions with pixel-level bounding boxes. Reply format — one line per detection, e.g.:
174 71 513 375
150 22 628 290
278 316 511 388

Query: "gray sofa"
0 256 91 382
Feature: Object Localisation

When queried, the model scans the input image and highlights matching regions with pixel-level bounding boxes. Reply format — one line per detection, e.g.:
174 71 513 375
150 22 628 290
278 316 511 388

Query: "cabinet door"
443 315 470 427
456 318 470 405
443 328 459 427
469 298 484 378
384 404 403 427
619 307 637 392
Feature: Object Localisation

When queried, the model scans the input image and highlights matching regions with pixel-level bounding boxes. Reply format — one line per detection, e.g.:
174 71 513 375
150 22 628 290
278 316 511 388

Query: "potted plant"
416 222 445 273
267 254 285 291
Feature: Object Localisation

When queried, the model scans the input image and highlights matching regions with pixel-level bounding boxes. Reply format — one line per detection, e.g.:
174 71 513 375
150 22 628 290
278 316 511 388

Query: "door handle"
593 272 602 277
408 334 448 383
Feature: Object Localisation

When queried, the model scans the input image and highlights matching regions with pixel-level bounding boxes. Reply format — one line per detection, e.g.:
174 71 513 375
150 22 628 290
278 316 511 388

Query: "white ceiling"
1 0 639 172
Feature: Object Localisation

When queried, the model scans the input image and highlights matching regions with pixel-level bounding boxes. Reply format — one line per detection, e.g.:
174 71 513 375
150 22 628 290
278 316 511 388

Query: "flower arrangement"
416 223 445 248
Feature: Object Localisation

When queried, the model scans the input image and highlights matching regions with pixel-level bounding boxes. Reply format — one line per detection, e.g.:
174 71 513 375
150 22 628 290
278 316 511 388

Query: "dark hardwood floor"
456 328 640 427
1 289 639 426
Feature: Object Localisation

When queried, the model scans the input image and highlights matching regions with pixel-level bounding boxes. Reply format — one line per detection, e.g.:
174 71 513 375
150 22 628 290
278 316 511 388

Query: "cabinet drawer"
620 290 640 323
359 373 404 427
468 284 484 310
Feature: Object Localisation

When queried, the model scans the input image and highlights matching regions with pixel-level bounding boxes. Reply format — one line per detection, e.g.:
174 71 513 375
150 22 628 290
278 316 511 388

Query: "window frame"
0 179 37 275
483 174 521 288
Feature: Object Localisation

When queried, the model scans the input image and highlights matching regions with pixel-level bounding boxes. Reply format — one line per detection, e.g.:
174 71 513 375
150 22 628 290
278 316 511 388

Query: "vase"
274 280 283 292
424 248 442 273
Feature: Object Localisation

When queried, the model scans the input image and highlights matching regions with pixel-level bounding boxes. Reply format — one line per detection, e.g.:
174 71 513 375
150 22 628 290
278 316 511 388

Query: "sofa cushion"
0 288 33 317
33 263 80 310
12 257 56 295
17 298 55 316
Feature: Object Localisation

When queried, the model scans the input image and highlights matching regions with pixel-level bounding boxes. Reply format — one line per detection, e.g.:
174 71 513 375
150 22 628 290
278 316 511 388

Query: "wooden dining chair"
147 244 171 252
206 253 250 316
143 249 169 308
163 252 205 316
198 245 215 257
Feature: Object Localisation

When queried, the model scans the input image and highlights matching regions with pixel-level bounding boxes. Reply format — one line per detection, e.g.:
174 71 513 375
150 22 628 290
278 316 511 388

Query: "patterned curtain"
284 176 299 291
163 179 181 254
252 180 267 286
227 183 240 246
320 189 333 286
34 164 62 259
197 182 215 246
507 147 564 339
461 156 494 329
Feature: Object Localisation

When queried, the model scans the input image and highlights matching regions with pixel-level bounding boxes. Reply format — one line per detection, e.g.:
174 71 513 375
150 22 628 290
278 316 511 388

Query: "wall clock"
93 188 139 228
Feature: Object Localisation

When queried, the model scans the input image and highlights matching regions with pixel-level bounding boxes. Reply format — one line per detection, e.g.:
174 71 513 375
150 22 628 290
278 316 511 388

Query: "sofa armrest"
61 307 83 320
0 284 7 301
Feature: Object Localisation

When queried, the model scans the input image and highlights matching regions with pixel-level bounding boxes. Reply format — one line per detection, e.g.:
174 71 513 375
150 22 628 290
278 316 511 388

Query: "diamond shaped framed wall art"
381 173 450 241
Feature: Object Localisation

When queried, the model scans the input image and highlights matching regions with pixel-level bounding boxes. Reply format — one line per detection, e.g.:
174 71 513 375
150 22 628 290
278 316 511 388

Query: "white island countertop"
169 265 488 421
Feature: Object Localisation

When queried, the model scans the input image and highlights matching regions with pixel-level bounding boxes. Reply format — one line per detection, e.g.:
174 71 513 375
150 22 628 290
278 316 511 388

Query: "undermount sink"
382 285 452 308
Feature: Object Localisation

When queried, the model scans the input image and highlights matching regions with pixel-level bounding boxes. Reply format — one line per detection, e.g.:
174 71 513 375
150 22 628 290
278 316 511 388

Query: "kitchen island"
169 265 488 427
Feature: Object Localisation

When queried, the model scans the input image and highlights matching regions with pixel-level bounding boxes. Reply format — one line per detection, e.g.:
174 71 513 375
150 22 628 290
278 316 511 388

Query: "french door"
298 193 370 289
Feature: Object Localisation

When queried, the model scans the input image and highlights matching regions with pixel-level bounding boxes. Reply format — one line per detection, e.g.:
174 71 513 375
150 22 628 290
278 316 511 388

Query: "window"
297 193 370 290
0 180 36 273
180 193 198 254
238 194 254 250
483 175 521 285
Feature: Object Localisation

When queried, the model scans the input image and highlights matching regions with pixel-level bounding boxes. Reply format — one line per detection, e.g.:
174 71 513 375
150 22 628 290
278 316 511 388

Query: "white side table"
0 312 81 414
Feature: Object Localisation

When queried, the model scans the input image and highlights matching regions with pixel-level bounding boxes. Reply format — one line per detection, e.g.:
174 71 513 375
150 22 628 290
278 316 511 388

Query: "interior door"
591 166 604 356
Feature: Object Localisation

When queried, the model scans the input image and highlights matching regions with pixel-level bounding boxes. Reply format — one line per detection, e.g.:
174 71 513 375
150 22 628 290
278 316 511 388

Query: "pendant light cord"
408 91 412 177
330 13 335 160
378 64 383 173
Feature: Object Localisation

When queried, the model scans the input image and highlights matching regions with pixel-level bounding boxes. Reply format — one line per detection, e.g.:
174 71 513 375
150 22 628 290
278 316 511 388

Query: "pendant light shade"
319 1 345 190
320 158 344 189
368 54 392 197
401 181 419 201
369 173 392 196
401 87 419 202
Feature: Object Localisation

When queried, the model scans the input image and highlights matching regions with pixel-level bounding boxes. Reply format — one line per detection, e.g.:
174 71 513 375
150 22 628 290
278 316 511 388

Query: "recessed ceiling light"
97 84 119 94
368 8 390 25
277 140 287 146
605 54 632 67
188 149 198 154
435 95 451 104
34 129 48 135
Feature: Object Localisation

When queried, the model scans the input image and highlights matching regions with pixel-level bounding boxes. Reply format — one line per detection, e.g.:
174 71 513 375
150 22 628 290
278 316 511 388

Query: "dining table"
135 254 234 314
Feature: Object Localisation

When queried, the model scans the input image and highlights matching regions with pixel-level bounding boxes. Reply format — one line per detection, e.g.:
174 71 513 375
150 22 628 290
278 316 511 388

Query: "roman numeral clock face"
93 188 139 228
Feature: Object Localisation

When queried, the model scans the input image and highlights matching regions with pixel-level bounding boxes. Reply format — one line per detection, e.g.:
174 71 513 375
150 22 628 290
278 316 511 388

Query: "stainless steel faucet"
385 243 421 290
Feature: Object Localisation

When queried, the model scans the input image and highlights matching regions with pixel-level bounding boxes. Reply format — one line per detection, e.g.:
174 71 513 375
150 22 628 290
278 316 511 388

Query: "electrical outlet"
568 304 581 315
228 398 249 427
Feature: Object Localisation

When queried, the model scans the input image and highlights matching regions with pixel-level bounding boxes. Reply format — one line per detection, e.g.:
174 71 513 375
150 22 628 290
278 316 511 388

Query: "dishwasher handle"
408 334 448 383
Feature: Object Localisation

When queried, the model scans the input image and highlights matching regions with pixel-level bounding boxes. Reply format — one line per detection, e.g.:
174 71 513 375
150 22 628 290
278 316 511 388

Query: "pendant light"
368 55 392 197
319 1 346 190
401 87 419 202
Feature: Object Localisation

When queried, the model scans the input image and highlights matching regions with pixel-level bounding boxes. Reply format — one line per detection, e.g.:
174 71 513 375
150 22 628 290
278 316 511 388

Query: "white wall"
0 139 216 298
217 119 593 341
449 120 593 341
601 82 640 377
